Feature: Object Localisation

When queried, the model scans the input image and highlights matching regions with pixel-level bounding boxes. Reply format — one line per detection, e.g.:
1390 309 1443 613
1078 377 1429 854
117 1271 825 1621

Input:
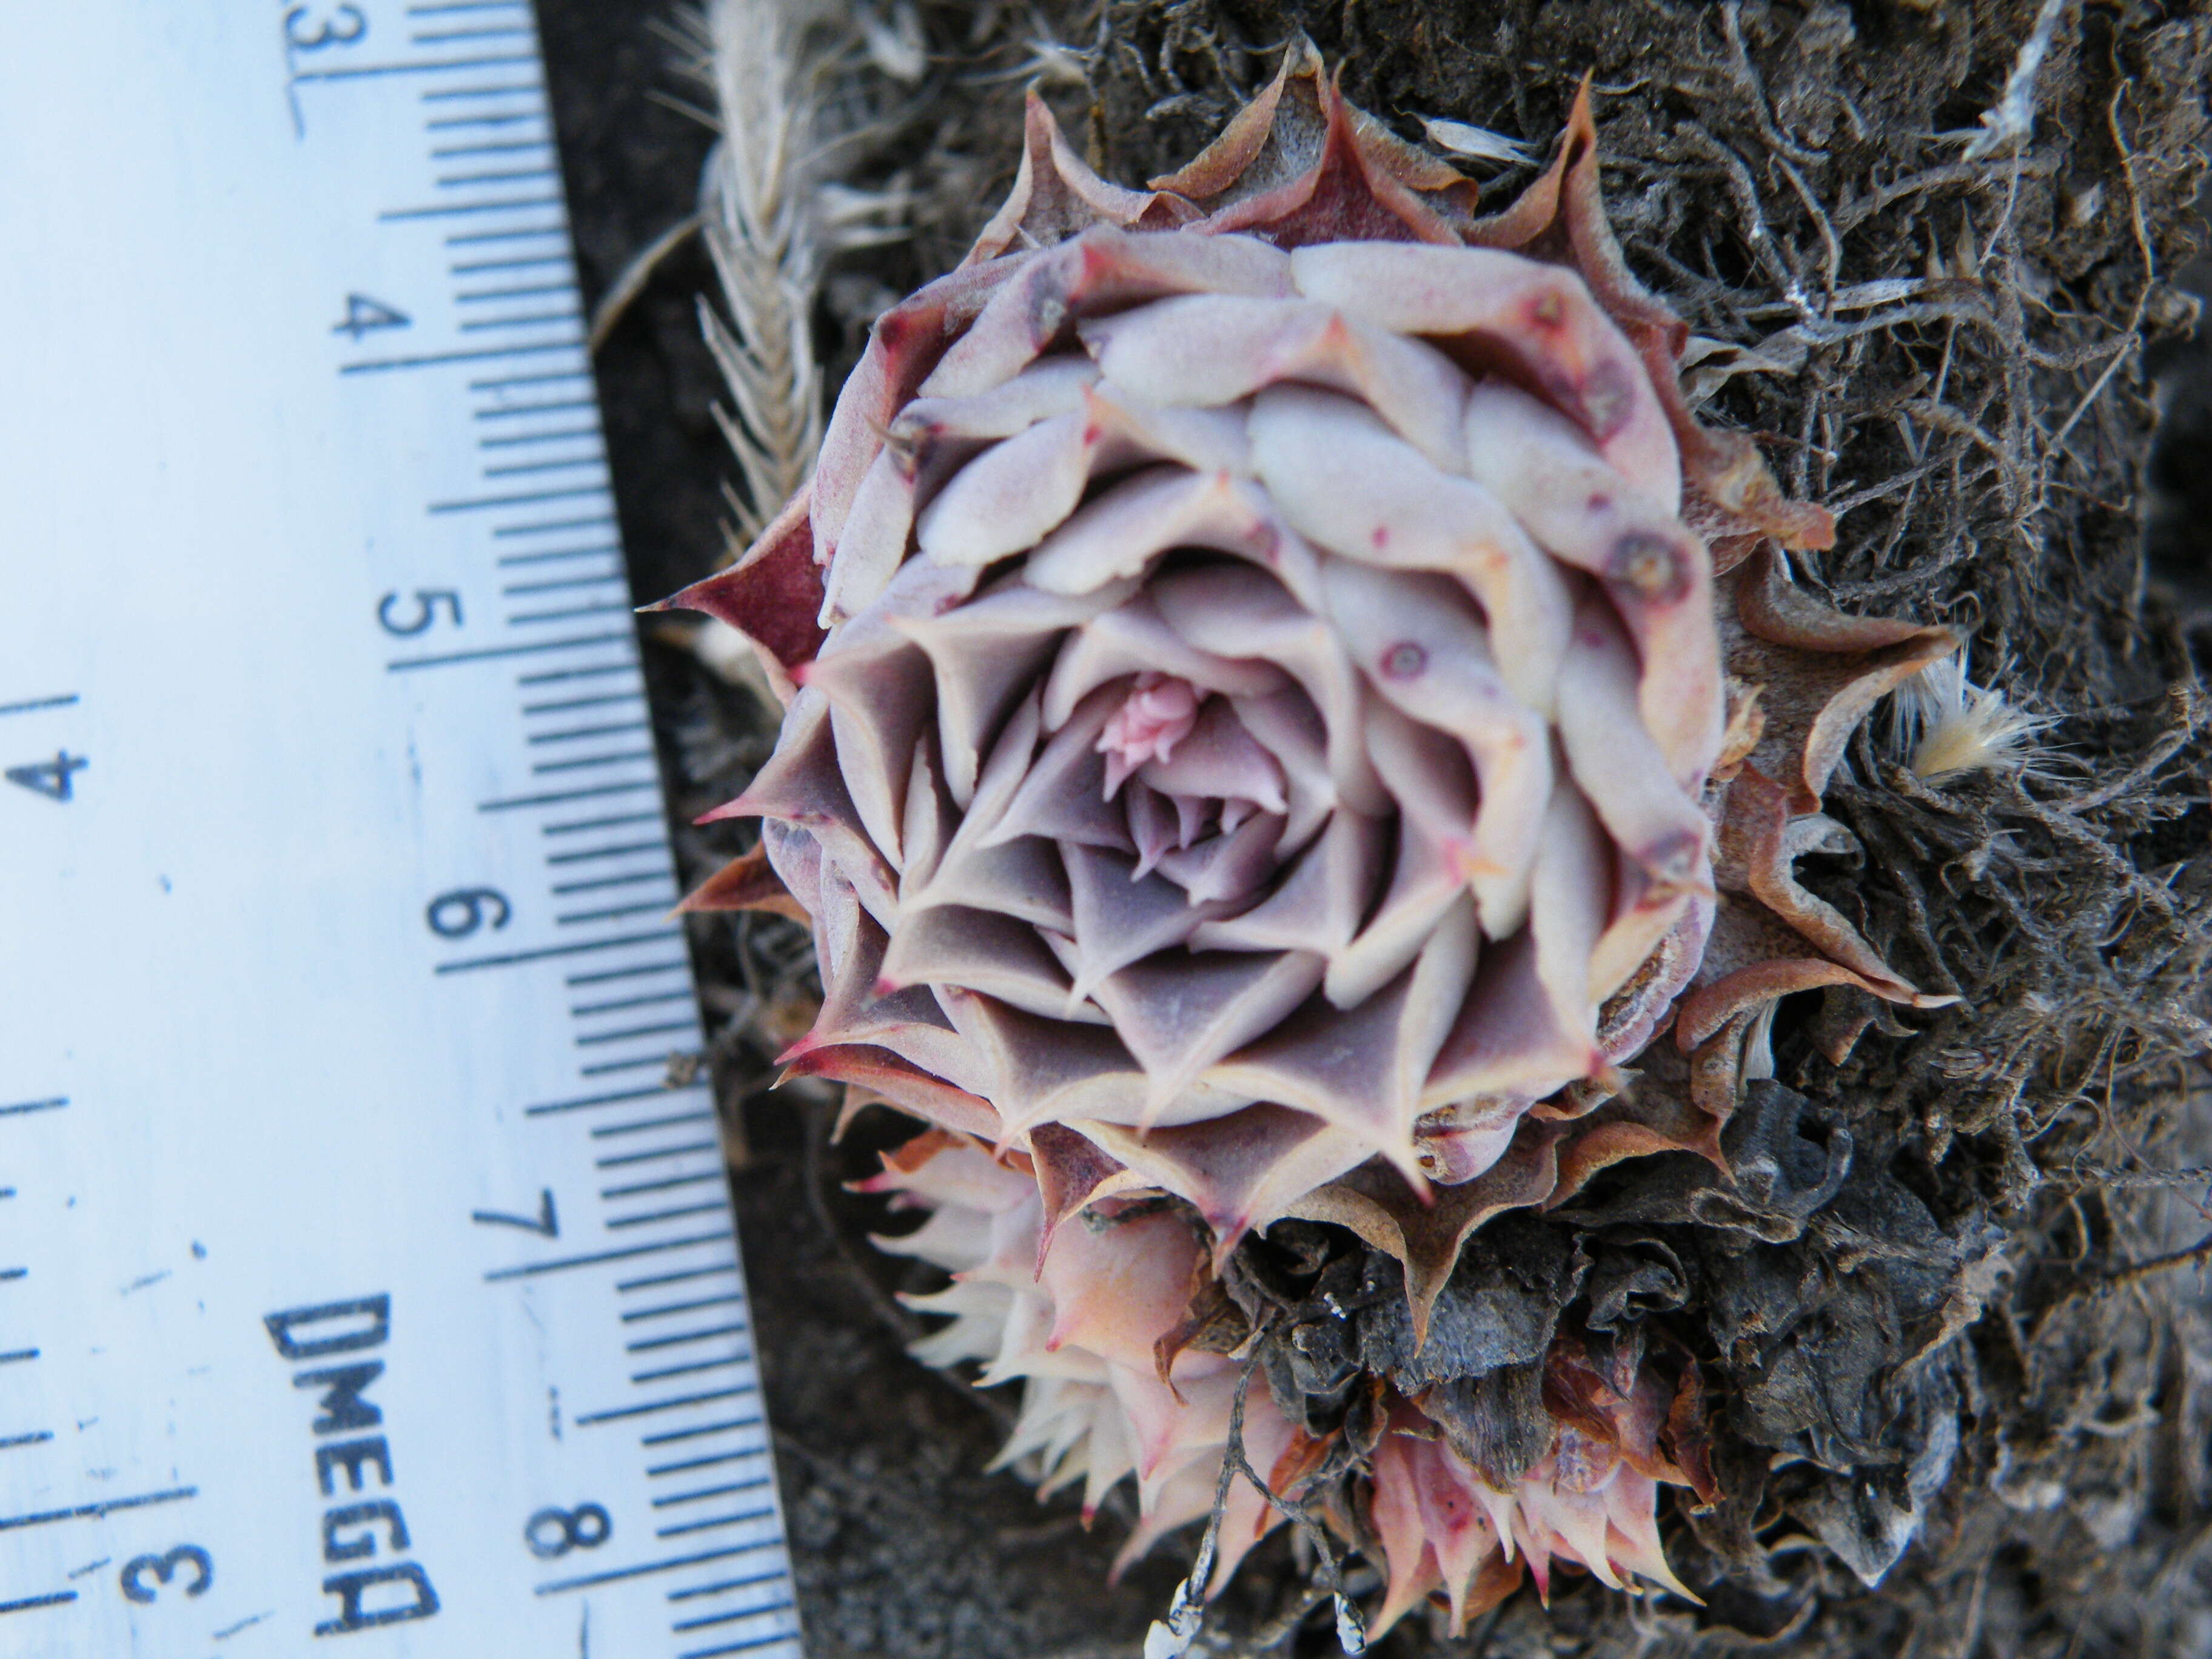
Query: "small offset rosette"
1366 1347 1703 1635
860 1131 1299 1588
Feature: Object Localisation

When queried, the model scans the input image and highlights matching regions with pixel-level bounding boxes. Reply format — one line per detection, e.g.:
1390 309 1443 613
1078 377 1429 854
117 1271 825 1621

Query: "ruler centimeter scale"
1 4 800 1655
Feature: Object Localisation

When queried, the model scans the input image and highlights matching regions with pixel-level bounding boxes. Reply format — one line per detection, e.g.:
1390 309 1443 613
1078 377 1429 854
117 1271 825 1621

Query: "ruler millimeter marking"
0 4 799 1655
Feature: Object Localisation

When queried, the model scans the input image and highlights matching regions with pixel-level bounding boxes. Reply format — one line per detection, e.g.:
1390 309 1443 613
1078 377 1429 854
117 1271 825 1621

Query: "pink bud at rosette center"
666 38 1960 1622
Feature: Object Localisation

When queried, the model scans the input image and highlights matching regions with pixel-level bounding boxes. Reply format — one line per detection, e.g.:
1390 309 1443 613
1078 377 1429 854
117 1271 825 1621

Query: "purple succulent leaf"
1021 466 1280 597
1075 1104 1378 1262
1081 295 1470 471
1248 384 1573 714
1151 563 1386 814
1208 894 1476 1182
1553 591 1711 901
1191 807 1386 959
1285 241 1680 508
888 573 1134 806
1060 843 1241 1000
877 903 1105 1026
1041 592 1285 728
1464 381 1723 783
720 689 896 925
919 224 1295 401
1090 946 1326 1128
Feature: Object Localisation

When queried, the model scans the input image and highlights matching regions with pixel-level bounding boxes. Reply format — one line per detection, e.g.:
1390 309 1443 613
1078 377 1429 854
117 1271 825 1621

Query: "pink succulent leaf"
962 93 1165 270
1098 673 1203 790
650 489 824 699
813 260 1028 572
1245 384 1574 715
672 841 808 922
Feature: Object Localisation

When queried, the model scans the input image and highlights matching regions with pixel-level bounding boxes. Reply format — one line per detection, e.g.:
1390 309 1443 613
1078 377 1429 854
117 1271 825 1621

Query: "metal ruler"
0 4 799 1655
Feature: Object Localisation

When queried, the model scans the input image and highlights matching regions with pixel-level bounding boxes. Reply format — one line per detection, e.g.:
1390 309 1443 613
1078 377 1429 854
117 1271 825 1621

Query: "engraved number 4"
6 751 87 803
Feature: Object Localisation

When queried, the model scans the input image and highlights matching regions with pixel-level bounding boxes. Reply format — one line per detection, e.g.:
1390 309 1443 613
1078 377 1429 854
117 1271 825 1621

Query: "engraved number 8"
525 1504 612 1560
285 5 366 52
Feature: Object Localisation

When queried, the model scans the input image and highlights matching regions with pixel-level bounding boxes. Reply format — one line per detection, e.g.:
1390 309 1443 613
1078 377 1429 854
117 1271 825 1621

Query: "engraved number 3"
120 1544 214 1605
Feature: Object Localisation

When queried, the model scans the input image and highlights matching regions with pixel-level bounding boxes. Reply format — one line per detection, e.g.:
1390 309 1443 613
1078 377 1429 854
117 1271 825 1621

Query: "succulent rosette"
859 1130 1303 1588
669 41 1959 1622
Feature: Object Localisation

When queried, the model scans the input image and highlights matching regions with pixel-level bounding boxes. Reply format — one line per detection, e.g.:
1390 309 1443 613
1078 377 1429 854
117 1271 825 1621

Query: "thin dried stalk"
588 211 703 355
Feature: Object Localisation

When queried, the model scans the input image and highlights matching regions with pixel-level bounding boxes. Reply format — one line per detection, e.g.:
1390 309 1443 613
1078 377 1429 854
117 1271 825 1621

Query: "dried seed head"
1891 652 2057 782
